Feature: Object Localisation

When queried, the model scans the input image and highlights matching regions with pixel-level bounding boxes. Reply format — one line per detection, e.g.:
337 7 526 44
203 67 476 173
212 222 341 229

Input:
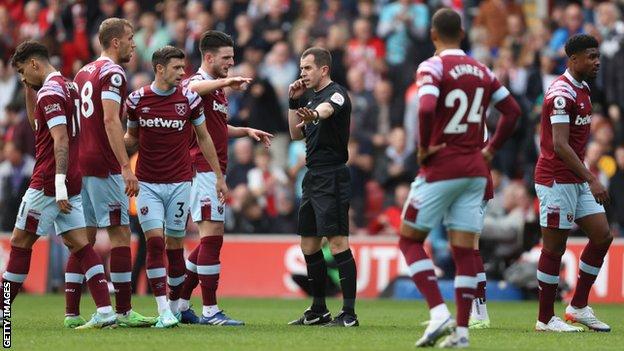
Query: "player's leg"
52 193 115 329
138 182 177 328
90 175 155 327
439 177 487 348
399 177 455 347
177 173 205 322
62 228 116 330
533 182 582 332
63 180 97 326
565 188 612 331
470 200 489 329
2 189 58 306
161 182 189 319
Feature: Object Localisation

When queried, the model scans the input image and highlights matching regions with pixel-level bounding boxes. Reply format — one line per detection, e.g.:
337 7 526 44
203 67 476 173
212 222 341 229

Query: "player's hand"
417 143 446 166
295 107 318 128
482 147 494 165
225 76 252 91
288 79 306 100
589 178 610 205
215 176 229 205
57 199 73 214
122 165 139 197
247 128 274 148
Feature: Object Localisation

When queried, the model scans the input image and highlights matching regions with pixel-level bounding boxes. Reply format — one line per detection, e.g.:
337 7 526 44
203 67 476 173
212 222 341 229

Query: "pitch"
7 296 623 350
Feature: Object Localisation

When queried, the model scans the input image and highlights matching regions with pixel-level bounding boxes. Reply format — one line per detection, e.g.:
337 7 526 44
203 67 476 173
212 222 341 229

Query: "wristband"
289 98 302 110
55 174 68 201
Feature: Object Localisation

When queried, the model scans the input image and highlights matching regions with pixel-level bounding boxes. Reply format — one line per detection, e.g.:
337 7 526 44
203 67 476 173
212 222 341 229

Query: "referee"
287 47 358 327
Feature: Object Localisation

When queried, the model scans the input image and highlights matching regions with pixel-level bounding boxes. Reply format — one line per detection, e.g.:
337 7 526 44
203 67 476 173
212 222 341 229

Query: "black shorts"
297 164 351 236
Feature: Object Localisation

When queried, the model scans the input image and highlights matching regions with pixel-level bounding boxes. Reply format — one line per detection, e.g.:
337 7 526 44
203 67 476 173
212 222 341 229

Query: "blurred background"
0 0 623 303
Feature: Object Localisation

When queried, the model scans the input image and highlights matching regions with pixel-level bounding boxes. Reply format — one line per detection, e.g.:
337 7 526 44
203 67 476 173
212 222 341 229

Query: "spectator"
377 0 429 121
272 188 297 234
373 127 416 193
287 140 306 201
237 61 289 164
212 0 235 35
235 193 274 234
346 17 385 92
473 0 526 50
233 14 260 61
247 147 289 218
595 1 624 139
4 101 35 157
0 141 34 231
481 181 534 260
549 3 584 74
347 137 374 230
134 11 171 67
609 145 624 235
260 41 298 110
18 0 43 41
357 0 379 30
585 141 611 188
368 182 409 235
347 67 375 140
0 59 18 124
254 0 291 48
227 138 255 189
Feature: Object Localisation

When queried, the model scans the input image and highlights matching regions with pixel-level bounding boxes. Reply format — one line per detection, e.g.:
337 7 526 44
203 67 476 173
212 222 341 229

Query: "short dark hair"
301 47 332 69
565 34 599 57
432 8 462 41
98 17 133 49
199 30 234 55
151 45 185 71
11 40 49 68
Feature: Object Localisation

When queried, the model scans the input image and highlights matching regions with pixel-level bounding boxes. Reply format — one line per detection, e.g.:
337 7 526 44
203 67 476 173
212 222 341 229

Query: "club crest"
175 103 187 116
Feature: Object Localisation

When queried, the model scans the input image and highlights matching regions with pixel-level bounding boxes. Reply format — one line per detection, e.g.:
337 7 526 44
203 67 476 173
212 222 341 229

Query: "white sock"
430 303 451 321
156 296 170 314
179 299 190 312
97 306 113 315
117 309 132 318
169 299 180 314
456 326 469 339
470 299 489 320
202 305 220 318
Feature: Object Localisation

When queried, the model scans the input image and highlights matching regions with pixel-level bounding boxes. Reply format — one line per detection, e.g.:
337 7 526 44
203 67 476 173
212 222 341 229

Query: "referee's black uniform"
297 82 351 237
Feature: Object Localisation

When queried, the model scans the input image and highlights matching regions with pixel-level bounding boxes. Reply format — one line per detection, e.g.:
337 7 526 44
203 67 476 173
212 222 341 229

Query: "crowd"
1 1 624 277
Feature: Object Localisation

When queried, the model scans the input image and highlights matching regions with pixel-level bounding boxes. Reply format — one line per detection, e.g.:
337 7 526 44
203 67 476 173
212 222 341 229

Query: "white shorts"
81 175 129 228
15 188 86 235
402 176 487 233
137 181 191 237
535 181 605 229
190 172 225 223
478 200 488 234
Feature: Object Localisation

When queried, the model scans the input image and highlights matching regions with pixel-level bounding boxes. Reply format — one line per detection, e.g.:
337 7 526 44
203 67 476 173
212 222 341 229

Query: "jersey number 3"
443 87 484 134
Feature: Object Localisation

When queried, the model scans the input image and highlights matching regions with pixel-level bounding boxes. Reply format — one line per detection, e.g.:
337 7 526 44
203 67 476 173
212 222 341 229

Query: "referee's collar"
314 80 334 93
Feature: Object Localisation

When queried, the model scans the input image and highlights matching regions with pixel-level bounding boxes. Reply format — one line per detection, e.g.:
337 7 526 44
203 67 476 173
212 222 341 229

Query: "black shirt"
300 82 351 168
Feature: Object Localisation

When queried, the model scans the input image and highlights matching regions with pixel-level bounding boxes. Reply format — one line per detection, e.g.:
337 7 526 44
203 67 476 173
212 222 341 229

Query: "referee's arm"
288 108 305 140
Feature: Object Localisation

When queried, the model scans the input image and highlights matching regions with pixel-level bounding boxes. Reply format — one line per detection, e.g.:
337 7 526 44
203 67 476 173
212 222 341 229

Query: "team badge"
330 92 345 106
140 206 149 215
567 213 574 223
175 103 187 116
217 206 224 214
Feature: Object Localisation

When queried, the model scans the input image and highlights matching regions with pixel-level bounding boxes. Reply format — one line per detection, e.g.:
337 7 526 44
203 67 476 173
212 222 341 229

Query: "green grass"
6 295 624 350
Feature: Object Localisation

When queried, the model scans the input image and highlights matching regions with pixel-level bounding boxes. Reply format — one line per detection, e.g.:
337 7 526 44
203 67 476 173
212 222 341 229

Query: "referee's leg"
325 235 359 327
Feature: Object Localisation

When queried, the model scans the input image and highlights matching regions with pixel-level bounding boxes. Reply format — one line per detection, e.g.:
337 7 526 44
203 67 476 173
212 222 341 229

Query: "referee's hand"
289 79 306 100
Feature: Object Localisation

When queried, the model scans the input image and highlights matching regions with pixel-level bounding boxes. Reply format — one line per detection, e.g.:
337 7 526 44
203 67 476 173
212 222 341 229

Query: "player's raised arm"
193 121 228 203
227 125 273 147
188 76 252 95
